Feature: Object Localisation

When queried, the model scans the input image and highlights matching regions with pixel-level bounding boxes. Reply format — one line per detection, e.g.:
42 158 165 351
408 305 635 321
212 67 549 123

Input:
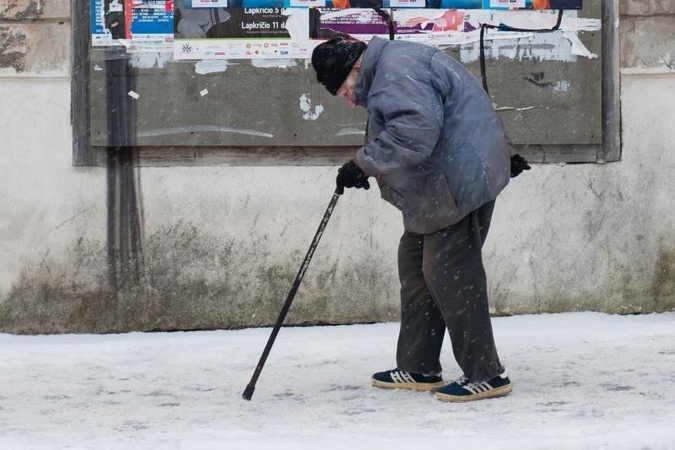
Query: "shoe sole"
435 383 513 402
372 378 445 391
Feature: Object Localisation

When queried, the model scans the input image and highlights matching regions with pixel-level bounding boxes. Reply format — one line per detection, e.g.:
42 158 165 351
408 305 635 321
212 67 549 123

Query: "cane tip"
242 385 255 401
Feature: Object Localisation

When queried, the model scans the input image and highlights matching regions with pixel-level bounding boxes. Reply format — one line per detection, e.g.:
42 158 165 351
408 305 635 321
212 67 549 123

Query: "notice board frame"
71 1 620 167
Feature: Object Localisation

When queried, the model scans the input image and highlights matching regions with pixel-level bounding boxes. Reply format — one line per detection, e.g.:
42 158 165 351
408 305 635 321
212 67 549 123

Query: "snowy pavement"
1 312 675 450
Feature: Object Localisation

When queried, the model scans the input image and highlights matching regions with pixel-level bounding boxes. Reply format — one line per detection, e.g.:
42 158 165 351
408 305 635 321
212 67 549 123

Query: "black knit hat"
311 37 367 96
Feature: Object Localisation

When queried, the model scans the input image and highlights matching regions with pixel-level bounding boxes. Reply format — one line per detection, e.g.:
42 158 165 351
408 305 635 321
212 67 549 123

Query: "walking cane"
242 188 341 401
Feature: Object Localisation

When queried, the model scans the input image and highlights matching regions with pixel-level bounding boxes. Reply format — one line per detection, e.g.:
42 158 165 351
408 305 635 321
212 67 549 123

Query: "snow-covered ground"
1 312 674 450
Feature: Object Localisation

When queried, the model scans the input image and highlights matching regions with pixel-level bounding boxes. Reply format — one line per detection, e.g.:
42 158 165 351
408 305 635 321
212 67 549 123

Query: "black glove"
336 160 370 195
510 154 531 178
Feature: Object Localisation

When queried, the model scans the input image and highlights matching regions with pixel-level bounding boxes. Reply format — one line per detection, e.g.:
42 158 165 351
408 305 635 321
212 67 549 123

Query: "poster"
285 0 383 7
91 0 582 57
309 9 390 40
310 7 583 45
173 0 305 59
489 0 581 8
91 0 174 48
284 0 581 8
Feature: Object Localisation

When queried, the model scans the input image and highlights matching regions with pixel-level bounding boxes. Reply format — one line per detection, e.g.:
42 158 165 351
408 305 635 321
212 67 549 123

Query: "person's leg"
422 201 502 382
395 230 447 375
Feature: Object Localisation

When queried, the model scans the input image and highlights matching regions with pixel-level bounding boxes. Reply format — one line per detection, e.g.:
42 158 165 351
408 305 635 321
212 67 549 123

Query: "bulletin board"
82 0 606 163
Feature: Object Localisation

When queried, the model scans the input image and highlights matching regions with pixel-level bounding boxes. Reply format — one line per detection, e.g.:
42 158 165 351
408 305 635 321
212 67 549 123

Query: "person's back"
353 37 510 234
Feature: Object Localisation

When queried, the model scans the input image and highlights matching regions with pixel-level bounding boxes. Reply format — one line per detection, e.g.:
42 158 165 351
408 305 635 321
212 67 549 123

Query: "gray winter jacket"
353 37 511 234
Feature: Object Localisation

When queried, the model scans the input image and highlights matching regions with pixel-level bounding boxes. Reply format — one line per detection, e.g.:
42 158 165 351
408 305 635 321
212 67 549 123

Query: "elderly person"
311 36 529 402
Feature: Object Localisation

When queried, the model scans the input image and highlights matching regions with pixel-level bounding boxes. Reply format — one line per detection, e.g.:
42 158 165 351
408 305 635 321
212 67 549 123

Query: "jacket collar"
353 37 389 107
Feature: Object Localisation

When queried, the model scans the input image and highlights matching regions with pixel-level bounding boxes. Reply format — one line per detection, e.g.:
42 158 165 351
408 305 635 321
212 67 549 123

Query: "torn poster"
91 0 174 49
309 8 598 63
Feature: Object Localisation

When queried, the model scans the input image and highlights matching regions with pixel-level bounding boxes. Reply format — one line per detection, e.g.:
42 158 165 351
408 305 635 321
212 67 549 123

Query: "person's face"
336 64 360 108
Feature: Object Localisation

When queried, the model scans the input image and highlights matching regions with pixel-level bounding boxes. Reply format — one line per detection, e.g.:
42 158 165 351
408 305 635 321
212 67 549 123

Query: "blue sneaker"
436 369 513 402
372 368 444 391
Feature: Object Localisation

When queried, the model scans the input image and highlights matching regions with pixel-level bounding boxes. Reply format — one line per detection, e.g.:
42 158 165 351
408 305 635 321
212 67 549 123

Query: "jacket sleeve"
355 58 444 177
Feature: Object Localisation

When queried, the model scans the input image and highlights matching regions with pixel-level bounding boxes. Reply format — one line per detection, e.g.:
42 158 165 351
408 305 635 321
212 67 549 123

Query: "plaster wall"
1 0 674 333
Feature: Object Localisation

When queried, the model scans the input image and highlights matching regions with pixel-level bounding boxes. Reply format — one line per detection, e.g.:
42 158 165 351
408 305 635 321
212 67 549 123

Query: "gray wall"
1 0 674 333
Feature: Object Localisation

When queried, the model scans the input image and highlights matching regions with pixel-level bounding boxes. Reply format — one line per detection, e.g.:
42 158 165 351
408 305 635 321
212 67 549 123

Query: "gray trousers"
396 201 502 383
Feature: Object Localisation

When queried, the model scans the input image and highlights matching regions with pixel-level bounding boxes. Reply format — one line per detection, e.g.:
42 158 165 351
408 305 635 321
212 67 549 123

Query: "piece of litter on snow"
200 89 209 97
127 91 140 100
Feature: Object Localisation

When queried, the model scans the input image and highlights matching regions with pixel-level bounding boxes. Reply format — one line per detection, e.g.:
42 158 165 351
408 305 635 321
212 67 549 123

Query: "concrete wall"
1 0 674 333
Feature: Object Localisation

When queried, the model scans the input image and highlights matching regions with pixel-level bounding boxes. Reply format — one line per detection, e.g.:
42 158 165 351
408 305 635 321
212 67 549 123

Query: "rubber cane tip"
242 385 255 401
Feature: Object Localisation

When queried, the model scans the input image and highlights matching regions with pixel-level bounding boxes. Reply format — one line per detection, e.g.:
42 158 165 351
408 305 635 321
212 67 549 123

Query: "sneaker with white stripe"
435 368 513 402
371 368 444 391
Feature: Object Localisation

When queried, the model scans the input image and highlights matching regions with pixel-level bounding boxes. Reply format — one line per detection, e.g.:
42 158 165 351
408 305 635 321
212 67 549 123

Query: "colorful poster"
91 0 582 57
388 0 480 7
286 0 580 8
285 0 383 8
402 0 583 8
487 0 581 8
394 8 474 33
91 0 174 48
310 7 584 43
